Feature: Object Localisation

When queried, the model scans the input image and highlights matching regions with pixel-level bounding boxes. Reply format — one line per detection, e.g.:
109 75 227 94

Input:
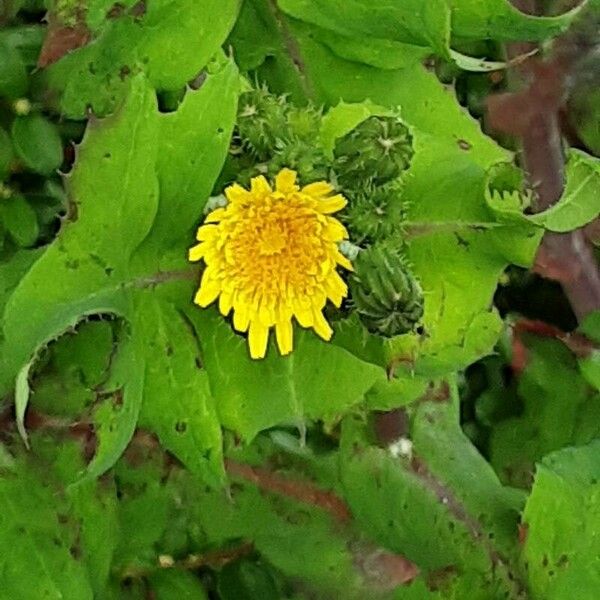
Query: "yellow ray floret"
189 168 352 359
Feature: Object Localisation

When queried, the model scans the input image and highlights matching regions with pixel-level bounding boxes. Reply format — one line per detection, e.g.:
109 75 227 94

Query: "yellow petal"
188 243 205 262
194 276 221 307
312 309 333 341
302 181 333 198
318 194 347 214
294 304 314 328
204 207 227 223
324 272 348 307
225 183 250 204
196 225 218 241
233 304 250 332
218 290 233 316
325 218 348 241
275 319 294 355
250 175 272 196
248 321 269 359
334 250 353 271
275 168 298 193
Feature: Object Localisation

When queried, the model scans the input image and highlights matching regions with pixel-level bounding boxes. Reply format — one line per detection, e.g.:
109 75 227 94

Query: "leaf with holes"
522 440 600 599
338 379 524 595
0 58 240 483
42 0 241 117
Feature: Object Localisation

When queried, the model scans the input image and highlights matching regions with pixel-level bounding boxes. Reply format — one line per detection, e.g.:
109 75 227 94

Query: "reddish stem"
487 0 600 321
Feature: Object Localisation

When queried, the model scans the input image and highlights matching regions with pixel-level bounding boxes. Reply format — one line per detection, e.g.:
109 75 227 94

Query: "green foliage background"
0 0 600 598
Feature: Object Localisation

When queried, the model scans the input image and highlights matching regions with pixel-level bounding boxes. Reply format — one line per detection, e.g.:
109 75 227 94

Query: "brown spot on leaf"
106 2 126 18
129 0 147 18
373 409 409 446
38 20 91 68
518 523 529 545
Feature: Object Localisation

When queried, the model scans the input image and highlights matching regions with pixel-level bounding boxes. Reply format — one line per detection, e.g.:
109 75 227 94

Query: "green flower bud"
342 181 406 245
269 138 330 184
351 244 424 337
334 116 414 188
286 103 323 141
236 85 287 160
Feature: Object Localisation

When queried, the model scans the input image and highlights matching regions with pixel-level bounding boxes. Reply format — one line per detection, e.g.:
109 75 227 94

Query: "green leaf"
218 559 280 600
0 24 46 67
0 126 14 180
278 0 580 59
1 194 39 247
339 380 524 594
0 39 27 98
319 100 393 157
1 61 239 482
489 336 600 489
0 461 93 599
68 478 120 598
522 440 600 599
36 434 121 598
0 248 42 320
1 74 158 395
147 53 241 248
191 308 384 440
486 150 600 233
447 0 585 41
278 0 451 57
135 297 223 485
43 0 241 117
530 149 600 232
149 570 208 600
30 320 116 418
11 114 63 175
80 331 145 482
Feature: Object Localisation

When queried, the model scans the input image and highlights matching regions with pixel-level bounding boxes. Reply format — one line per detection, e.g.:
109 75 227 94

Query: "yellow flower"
189 168 352 359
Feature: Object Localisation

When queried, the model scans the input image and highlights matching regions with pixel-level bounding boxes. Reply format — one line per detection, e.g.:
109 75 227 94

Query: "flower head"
189 169 352 359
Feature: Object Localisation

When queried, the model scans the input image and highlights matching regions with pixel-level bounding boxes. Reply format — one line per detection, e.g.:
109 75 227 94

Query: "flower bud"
351 244 424 337
334 116 414 188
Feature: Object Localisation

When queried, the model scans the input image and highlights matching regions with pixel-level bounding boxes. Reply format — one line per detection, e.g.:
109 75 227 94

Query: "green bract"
351 245 424 337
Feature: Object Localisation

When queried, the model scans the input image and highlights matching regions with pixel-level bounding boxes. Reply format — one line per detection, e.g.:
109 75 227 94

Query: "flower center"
257 224 287 256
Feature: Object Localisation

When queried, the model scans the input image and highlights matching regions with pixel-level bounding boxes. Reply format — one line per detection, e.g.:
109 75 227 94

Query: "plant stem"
487 0 600 321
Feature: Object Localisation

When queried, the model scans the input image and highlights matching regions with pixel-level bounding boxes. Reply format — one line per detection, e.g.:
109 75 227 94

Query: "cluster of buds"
224 83 424 338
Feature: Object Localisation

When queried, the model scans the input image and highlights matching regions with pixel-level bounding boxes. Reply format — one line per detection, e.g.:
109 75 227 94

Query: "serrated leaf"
0 461 94 599
1 60 239 483
43 0 241 117
135 297 223 485
486 150 600 233
530 149 600 232
522 440 600 599
339 393 524 596
191 308 385 440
